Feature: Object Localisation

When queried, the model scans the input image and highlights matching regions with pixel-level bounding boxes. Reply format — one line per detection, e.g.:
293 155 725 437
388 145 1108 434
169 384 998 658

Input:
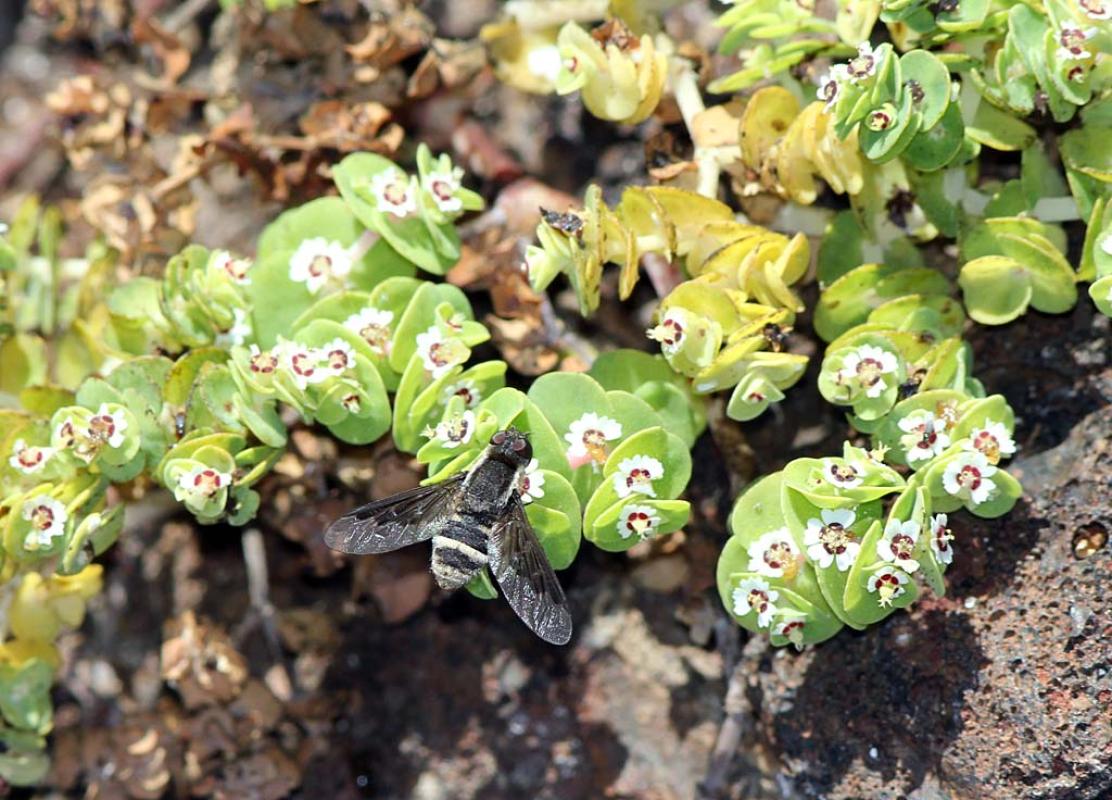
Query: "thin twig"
669 56 720 199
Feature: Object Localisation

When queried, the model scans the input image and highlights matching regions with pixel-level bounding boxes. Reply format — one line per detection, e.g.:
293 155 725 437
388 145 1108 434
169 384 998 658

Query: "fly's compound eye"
512 437 532 459
491 431 507 445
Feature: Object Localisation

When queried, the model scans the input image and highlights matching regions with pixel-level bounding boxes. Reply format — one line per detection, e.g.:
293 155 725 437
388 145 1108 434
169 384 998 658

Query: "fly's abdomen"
431 520 489 590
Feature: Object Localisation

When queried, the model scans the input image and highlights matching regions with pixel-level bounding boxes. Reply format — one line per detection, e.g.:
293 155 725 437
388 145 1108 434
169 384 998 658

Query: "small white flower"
822 459 863 489
898 409 951 464
176 466 231 501
816 64 848 110
838 344 899 398
371 168 418 218
773 613 807 649
280 341 329 389
1078 0 1111 20
877 517 921 573
646 308 688 356
942 451 998 506
247 344 279 376
320 338 356 375
1056 25 1096 60
746 528 800 579
518 458 546 504
565 412 622 469
616 504 661 541
415 326 468 379
929 513 954 566
962 420 1016 465
289 238 353 294
423 167 465 214
88 404 128 449
442 379 481 408
344 307 393 356
8 439 54 474
732 577 779 628
845 42 878 84
425 411 476 449
214 250 252 285
21 494 68 548
804 507 860 571
214 307 252 348
867 566 910 607
526 44 564 82
611 455 664 499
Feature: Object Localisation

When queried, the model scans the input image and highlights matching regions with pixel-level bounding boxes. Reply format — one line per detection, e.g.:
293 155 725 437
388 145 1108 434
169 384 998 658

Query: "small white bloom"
8 439 54 474
344 307 393 356
816 64 848 110
898 409 951 464
89 404 128 449
1078 0 1111 20
518 458 546 504
929 513 954 565
442 379 481 409
839 344 899 399
214 250 252 285
867 566 910 607
280 341 329 389
526 44 564 82
565 412 622 468
746 528 800 579
289 238 353 294
214 307 252 348
370 168 418 218
822 459 863 489
426 411 476 449
423 167 465 214
845 42 878 84
176 466 231 501
21 494 68 548
1056 25 1096 60
877 517 921 573
962 420 1016 465
415 326 468 379
616 504 661 541
612 455 664 499
320 338 356 375
942 451 998 505
732 577 779 628
773 613 807 649
247 344 279 376
804 507 860 571
646 308 688 356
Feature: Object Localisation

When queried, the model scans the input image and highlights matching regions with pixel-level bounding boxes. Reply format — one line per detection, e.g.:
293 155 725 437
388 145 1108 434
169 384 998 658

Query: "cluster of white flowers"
278 339 355 390
368 165 466 218
54 404 129 464
815 42 880 112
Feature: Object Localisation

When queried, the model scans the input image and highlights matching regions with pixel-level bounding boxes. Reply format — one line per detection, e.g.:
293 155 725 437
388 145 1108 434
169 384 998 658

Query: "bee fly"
324 428 572 645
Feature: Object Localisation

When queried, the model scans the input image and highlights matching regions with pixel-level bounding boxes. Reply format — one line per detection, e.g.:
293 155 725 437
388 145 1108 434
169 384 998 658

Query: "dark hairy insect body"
323 429 573 644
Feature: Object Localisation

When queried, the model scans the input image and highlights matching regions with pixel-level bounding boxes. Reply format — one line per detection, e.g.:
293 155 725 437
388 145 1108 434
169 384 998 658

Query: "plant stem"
669 55 720 199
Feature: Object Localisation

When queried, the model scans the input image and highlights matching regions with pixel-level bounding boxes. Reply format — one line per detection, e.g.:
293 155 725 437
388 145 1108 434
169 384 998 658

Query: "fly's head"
489 428 532 467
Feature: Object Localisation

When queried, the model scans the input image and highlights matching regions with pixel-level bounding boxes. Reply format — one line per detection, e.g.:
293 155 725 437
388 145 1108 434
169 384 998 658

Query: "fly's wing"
488 496 572 645
323 474 464 555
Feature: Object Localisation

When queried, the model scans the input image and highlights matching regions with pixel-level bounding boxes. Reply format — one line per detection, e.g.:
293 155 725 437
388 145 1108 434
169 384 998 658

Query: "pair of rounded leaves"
419 387 582 601
248 197 417 349
814 262 952 342
526 372 691 552
958 217 1077 325
333 147 481 276
719 445 932 648
160 430 276 525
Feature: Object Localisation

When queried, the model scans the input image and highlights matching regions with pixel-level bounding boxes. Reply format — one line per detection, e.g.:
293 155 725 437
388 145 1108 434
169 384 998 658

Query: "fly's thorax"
463 450 523 513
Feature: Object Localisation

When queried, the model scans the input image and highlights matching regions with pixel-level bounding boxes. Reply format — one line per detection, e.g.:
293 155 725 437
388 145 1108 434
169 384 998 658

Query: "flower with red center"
289 238 353 294
646 309 688 356
746 528 800 579
179 467 230 498
929 513 954 565
425 411 476 450
866 104 895 131
773 615 807 649
822 459 863 489
837 344 899 398
616 504 661 541
867 566 909 607
248 344 278 374
518 458 546 504
962 420 1016 465
612 455 664 499
341 393 362 413
732 577 779 628
846 42 878 83
816 64 848 110
88 404 128 449
321 338 356 375
280 342 329 390
442 380 481 409
565 412 622 469
215 251 252 285
423 167 464 214
877 517 921 573
1078 0 1110 19
942 451 997 505
344 307 393 356
415 326 469 379
370 168 418 218
804 507 860 571
8 439 54 475
21 494 68 549
1056 25 1096 60
897 409 950 464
